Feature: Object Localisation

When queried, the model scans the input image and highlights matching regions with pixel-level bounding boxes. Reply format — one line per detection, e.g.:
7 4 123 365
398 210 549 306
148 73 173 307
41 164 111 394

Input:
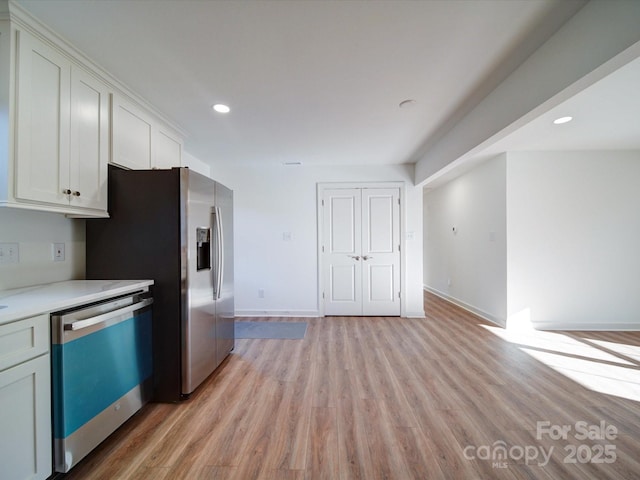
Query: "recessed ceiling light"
212 104 230 113
399 99 417 109
553 116 573 124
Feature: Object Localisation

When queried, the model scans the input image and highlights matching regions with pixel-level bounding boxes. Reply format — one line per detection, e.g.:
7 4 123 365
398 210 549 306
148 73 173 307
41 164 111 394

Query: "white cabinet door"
322 187 401 316
13 29 108 216
153 129 182 169
15 29 71 205
112 95 183 170
111 95 152 170
0 354 52 480
69 66 109 211
0 314 51 480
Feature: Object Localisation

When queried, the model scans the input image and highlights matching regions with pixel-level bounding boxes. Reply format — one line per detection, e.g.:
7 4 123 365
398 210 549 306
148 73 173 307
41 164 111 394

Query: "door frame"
317 181 406 317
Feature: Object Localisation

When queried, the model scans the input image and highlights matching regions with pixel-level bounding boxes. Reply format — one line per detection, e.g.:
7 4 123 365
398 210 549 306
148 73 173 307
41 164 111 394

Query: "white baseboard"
423 285 506 328
236 310 427 319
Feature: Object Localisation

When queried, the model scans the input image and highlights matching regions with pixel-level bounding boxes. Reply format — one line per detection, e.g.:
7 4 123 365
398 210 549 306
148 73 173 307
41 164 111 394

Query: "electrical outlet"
53 243 65 262
0 243 19 264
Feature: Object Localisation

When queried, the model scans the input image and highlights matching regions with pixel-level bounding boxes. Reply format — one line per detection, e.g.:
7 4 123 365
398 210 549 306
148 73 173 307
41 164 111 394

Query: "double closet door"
321 187 401 316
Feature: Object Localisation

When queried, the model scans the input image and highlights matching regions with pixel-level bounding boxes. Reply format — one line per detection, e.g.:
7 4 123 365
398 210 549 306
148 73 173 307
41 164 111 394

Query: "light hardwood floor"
63 292 640 479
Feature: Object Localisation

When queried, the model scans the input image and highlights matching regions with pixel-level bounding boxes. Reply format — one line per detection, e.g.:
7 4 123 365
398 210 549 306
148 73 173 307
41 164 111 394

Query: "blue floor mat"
235 321 307 339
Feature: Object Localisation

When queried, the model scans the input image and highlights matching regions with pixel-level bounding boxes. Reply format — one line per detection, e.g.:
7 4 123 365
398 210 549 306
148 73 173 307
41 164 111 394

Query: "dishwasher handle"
63 298 153 331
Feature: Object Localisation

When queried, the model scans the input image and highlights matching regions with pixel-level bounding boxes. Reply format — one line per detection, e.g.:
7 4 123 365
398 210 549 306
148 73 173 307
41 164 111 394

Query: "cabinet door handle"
72 191 81 197
62 189 72 195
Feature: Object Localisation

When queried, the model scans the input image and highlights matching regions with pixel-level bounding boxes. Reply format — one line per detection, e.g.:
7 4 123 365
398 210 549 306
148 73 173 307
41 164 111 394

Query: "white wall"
0 208 85 290
423 155 507 325
210 163 424 318
507 151 640 330
182 151 211 177
0 160 424 318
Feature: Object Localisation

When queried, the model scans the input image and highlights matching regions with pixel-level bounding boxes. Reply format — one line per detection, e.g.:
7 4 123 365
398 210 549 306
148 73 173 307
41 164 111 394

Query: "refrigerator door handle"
213 206 224 300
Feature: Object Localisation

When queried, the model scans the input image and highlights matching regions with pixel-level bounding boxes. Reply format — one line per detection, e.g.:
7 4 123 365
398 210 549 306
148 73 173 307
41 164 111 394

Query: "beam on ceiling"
415 0 640 187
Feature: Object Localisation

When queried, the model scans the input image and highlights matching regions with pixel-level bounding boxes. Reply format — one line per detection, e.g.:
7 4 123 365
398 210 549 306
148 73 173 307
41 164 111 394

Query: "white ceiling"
483 54 640 153
425 51 640 187
15 0 612 174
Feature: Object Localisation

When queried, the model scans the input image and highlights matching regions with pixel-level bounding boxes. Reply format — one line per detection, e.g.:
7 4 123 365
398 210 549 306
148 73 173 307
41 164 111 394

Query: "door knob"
62 189 71 195
362 255 373 261
348 255 361 261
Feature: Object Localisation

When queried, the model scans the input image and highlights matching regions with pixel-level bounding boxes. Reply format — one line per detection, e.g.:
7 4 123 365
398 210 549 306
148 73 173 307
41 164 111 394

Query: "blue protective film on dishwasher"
52 310 153 438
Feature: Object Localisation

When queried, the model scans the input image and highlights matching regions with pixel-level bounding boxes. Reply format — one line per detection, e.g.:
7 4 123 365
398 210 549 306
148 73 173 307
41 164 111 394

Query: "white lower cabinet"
0 314 51 480
0 355 51 480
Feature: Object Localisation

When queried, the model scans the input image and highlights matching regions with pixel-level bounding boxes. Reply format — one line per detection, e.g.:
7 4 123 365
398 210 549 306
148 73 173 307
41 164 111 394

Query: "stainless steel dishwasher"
51 291 153 473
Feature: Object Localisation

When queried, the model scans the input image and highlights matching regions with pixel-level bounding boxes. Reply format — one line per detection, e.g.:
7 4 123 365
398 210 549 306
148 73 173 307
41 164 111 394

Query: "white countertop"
0 280 154 325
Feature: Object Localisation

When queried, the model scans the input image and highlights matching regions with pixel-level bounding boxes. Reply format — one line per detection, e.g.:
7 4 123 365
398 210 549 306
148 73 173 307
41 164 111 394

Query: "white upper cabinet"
15 29 72 207
13 28 108 216
111 94 183 170
153 128 182 169
111 94 153 170
69 66 109 212
1 7 184 216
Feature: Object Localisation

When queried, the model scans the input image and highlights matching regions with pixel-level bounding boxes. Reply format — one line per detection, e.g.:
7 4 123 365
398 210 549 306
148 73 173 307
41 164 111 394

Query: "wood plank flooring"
62 292 640 479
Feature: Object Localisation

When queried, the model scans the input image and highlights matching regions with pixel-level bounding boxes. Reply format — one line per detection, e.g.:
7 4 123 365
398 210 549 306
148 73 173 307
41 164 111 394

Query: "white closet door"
322 187 401 316
323 188 362 316
361 188 401 316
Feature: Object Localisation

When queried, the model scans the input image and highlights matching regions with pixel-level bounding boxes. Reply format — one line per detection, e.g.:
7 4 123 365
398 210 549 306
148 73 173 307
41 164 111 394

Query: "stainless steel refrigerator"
86 166 234 402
